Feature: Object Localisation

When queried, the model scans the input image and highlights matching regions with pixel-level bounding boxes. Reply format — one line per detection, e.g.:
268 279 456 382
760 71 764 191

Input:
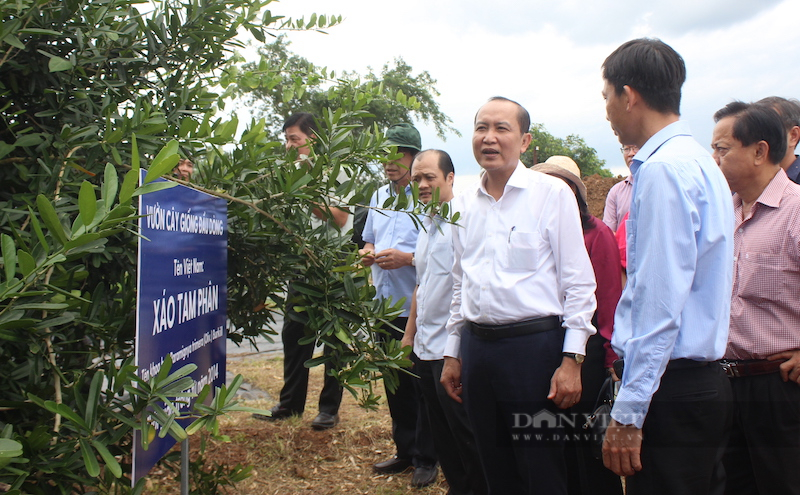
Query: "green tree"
521 123 612 177
232 36 460 141
0 0 434 491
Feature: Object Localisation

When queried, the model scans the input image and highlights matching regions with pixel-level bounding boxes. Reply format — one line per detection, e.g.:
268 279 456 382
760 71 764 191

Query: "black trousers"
723 371 800 495
278 297 342 415
625 362 733 495
414 357 487 495
382 318 437 467
564 333 623 495
461 326 567 495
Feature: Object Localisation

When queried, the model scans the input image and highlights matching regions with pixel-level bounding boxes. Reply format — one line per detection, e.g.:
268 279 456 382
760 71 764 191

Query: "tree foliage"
232 36 460 141
0 0 450 491
521 123 612 177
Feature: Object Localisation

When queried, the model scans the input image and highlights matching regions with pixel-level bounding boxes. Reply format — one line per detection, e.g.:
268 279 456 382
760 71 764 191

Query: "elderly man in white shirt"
440 97 597 495
401 149 487 494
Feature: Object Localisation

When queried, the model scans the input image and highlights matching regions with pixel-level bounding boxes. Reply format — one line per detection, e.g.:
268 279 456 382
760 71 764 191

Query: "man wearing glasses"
603 144 638 232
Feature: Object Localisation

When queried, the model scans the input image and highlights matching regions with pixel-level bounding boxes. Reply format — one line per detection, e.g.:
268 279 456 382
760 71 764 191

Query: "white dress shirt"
414 211 454 360
443 162 597 358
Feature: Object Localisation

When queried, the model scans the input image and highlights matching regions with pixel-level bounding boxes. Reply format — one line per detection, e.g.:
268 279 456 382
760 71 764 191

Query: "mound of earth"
584 174 624 220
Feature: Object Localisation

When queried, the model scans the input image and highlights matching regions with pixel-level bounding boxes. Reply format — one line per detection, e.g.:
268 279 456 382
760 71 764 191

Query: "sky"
245 0 800 178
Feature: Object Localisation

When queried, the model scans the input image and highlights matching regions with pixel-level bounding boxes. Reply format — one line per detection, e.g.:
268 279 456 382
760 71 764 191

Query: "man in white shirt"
440 97 597 494
402 149 486 494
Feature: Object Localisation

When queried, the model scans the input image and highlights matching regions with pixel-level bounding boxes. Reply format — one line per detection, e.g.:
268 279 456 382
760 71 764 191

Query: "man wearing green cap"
359 124 439 487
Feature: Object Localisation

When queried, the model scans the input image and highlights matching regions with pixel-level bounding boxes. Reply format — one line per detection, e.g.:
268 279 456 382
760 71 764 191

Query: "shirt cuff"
610 388 650 429
443 334 461 359
562 327 591 355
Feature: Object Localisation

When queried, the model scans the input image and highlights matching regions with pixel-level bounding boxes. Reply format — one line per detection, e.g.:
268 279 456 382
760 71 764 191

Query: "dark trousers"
461 326 567 495
383 318 437 467
415 357 487 495
723 372 800 495
278 304 342 415
565 334 623 495
626 363 733 495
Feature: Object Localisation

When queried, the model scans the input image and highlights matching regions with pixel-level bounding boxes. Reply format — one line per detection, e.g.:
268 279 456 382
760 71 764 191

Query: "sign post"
133 175 227 484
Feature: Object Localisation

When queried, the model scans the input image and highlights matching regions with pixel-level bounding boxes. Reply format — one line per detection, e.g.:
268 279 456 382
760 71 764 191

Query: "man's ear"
622 85 638 111
754 140 770 165
788 125 800 150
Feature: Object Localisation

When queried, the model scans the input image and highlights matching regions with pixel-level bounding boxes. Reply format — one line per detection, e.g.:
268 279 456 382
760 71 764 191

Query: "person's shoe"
252 404 300 421
373 455 412 474
311 412 339 430
411 464 438 488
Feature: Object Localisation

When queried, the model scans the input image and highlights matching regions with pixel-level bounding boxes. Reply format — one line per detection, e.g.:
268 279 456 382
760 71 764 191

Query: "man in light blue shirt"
600 39 734 495
401 149 486 494
359 124 437 486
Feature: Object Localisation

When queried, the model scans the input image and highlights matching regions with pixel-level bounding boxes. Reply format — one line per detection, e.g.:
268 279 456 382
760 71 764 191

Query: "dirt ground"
144 358 449 495
584 173 624 220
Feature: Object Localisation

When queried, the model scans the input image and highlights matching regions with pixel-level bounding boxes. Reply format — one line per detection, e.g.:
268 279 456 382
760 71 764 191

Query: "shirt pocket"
428 236 453 275
506 231 542 271
736 252 793 304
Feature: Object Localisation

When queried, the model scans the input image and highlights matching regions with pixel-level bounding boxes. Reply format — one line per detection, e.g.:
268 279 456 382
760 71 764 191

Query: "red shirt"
584 216 623 367
727 169 800 360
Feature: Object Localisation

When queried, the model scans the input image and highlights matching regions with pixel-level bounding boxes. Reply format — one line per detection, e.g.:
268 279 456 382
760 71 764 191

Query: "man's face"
603 79 630 145
711 116 757 193
411 154 454 204
175 159 194 180
284 125 313 157
472 100 531 173
383 150 414 185
621 145 639 167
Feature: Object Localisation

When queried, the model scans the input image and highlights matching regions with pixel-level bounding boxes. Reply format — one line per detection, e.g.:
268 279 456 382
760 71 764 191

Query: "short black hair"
757 96 800 133
282 112 319 137
414 149 455 177
714 101 787 165
602 38 686 115
476 96 531 134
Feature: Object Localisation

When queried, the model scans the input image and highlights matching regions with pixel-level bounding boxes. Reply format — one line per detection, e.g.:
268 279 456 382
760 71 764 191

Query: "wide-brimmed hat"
532 156 587 207
385 123 422 151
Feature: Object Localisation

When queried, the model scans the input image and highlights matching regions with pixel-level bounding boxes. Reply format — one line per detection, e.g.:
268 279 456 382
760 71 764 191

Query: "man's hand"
400 332 414 349
547 356 582 409
768 349 800 384
440 357 463 403
374 249 412 270
602 419 643 476
359 247 376 267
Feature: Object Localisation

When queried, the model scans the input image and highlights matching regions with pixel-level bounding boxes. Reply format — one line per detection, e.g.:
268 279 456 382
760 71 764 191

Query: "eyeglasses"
620 146 639 154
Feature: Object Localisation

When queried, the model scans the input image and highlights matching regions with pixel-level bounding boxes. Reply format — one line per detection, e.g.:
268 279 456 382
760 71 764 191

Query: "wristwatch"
562 352 585 365
411 253 416 266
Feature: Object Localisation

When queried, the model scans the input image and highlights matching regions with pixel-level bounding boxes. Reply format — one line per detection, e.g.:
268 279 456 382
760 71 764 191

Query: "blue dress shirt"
363 183 420 316
611 120 734 428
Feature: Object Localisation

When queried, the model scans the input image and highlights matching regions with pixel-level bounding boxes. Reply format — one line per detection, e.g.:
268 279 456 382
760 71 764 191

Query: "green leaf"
78 181 97 228
85 371 103 427
48 56 73 72
102 163 118 208
143 140 179 184
2 34 24 50
80 438 100 477
17 250 35 278
91 440 122 478
131 181 177 197
1 234 16 281
27 206 50 253
36 194 68 246
120 135 140 204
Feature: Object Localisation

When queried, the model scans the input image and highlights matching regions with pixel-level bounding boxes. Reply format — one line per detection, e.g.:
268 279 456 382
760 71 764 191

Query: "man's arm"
603 183 620 231
401 286 419 349
311 205 350 228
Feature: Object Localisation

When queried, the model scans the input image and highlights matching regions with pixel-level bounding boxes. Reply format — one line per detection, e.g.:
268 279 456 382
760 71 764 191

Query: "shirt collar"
478 161 528 196
630 120 692 177
755 168 792 209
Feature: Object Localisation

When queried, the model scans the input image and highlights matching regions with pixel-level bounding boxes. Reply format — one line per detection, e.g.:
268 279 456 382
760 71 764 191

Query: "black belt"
720 359 786 378
466 316 561 341
613 358 710 379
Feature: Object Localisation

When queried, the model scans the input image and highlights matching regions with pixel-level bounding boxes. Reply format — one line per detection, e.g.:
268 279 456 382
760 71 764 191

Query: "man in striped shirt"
712 100 800 495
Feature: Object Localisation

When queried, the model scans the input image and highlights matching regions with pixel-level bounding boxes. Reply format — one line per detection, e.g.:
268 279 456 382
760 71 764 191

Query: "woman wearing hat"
533 156 624 495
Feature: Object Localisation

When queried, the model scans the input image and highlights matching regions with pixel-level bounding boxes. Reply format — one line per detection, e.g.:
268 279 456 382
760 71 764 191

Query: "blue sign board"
133 174 227 483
